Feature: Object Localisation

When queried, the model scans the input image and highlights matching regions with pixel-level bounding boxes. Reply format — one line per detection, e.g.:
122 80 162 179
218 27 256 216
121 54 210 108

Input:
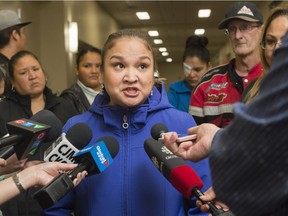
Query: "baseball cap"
0 9 31 32
218 2 263 29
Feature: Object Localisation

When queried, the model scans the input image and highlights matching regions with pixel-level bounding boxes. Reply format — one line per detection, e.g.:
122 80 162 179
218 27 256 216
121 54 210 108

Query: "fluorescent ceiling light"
153 39 163 44
198 9 211 18
161 52 169 56
166 58 173 62
136 12 150 20
159 47 167 52
195 29 205 35
148 30 159 37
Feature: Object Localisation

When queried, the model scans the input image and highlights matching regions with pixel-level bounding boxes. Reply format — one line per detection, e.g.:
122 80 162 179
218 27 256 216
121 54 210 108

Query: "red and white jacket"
189 59 263 128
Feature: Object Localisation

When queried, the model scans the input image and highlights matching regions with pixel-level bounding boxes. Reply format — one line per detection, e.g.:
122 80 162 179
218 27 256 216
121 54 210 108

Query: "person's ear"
11 30 20 42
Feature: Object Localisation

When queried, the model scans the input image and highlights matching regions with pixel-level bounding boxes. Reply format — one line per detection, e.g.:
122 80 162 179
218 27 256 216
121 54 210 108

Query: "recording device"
43 123 92 163
33 135 119 209
0 110 61 160
151 123 196 143
144 138 234 216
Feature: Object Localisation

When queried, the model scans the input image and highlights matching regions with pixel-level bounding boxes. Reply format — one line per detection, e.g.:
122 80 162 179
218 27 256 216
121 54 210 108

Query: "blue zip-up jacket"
43 84 211 216
167 79 192 112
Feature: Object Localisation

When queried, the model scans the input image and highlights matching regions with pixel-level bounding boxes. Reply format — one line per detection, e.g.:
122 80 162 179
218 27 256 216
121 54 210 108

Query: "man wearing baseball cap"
0 9 31 96
189 2 264 128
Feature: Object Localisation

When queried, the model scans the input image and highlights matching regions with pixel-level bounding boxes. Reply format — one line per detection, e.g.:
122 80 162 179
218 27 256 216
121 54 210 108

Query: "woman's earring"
150 89 153 96
99 84 105 95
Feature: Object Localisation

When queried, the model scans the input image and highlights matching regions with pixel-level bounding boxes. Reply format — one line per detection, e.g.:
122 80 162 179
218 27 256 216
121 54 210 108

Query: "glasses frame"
224 23 261 36
260 40 282 51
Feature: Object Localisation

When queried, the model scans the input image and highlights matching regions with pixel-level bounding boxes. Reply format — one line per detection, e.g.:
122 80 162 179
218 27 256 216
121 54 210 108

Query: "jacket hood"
89 83 173 129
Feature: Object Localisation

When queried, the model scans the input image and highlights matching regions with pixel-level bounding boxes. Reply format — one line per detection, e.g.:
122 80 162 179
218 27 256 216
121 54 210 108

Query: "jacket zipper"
122 114 129 216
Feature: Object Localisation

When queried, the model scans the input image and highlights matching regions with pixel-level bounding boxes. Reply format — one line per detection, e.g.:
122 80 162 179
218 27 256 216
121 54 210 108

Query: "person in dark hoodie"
43 29 212 216
0 50 78 216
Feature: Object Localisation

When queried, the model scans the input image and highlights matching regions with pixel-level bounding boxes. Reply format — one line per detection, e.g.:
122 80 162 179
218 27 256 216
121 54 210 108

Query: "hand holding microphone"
33 135 119 209
148 123 234 216
0 110 62 175
156 123 220 162
196 187 231 216
0 158 6 167
0 161 86 205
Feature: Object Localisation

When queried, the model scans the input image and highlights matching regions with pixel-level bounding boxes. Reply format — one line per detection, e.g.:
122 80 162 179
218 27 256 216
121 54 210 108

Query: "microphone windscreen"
66 123 92 150
170 165 204 199
96 136 119 157
31 110 62 142
151 123 168 140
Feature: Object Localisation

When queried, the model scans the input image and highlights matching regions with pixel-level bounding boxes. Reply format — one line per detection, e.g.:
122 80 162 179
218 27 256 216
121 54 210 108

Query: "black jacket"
0 86 78 216
60 83 91 114
0 86 78 137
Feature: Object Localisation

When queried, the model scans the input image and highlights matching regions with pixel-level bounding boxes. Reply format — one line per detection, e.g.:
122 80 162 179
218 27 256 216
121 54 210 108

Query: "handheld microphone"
33 135 119 209
144 138 234 216
151 123 168 141
151 123 196 143
43 123 92 163
0 110 58 160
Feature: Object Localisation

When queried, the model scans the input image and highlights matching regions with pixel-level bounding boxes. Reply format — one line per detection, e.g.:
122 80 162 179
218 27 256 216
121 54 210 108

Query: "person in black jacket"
61 47 102 114
0 50 78 216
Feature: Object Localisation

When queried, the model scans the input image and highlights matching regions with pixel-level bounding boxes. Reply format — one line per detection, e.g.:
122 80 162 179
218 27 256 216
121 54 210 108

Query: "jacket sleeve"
189 86 206 125
209 31 288 215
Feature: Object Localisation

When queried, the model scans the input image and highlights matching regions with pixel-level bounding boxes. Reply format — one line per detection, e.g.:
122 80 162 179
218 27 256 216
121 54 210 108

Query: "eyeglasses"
183 62 192 76
224 24 260 35
260 39 282 51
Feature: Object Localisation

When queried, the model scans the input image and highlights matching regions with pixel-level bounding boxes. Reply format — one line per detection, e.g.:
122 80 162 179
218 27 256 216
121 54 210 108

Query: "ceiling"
96 1 277 64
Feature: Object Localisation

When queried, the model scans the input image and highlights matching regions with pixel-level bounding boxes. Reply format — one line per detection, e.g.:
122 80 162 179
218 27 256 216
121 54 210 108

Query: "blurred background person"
60 47 102 114
0 50 77 216
167 35 211 112
189 2 264 128
242 5 288 104
0 9 31 96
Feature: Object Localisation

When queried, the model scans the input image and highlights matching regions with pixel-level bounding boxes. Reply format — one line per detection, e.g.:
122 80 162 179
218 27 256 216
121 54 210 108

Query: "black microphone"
151 123 196 143
0 110 60 160
33 135 119 209
43 123 92 163
151 123 168 141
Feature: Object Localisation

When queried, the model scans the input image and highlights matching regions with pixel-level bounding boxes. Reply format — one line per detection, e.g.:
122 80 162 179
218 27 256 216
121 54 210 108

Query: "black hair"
100 28 156 72
76 47 102 68
8 50 41 79
183 35 210 64
0 25 22 48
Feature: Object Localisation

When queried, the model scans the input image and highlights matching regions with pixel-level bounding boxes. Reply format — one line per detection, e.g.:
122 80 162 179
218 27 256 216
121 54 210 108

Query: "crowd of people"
0 1 288 216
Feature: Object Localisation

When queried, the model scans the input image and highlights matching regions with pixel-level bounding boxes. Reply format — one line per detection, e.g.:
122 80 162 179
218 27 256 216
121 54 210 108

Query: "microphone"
43 123 92 163
144 138 235 216
0 110 59 160
144 137 203 199
33 135 119 209
151 123 197 143
151 123 168 141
